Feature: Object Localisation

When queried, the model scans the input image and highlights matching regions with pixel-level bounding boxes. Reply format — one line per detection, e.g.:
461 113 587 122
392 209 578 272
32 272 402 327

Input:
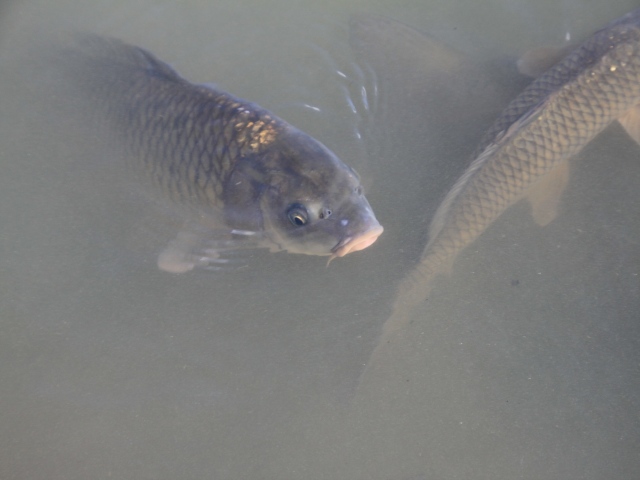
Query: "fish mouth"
328 224 384 263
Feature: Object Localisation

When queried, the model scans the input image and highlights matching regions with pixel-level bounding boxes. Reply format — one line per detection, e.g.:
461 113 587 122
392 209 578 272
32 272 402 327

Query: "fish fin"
349 13 467 77
517 44 576 77
358 254 452 388
617 105 640 145
526 160 570 226
61 33 188 98
349 13 520 130
157 225 262 273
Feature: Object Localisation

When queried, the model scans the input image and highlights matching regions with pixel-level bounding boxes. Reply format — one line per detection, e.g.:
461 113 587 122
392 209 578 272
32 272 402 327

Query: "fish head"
256 129 383 259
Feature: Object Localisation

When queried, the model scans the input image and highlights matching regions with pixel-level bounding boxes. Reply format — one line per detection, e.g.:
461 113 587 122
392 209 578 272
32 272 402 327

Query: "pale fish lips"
328 223 384 264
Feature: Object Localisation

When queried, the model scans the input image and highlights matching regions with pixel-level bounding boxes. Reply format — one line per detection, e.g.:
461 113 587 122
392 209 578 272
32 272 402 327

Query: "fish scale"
426 12 640 278
123 79 279 207
364 8 640 374
60 33 383 273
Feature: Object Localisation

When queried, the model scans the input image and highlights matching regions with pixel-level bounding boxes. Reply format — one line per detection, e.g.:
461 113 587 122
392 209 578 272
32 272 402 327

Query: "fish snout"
329 217 383 262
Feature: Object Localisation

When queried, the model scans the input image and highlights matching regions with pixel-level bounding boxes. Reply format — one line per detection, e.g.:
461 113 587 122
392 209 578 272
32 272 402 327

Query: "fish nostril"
319 207 332 220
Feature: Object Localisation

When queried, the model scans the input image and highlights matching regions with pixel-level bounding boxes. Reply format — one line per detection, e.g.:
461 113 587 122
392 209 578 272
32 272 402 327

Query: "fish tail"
389 250 452 326
357 254 448 387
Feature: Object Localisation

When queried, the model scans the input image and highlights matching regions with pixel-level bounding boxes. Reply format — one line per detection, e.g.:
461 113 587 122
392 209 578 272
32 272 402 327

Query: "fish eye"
355 185 364 195
287 204 309 227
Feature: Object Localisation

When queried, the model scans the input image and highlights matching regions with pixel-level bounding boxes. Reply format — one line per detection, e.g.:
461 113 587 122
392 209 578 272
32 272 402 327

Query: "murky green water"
1 1 639 479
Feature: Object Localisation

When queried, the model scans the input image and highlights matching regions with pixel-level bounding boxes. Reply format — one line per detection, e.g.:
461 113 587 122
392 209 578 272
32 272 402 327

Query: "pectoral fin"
157 230 208 273
617 104 640 145
157 221 261 273
526 160 570 226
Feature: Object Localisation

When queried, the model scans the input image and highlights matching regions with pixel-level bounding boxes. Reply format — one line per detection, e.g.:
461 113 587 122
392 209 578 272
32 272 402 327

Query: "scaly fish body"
62 35 383 272
363 9 640 370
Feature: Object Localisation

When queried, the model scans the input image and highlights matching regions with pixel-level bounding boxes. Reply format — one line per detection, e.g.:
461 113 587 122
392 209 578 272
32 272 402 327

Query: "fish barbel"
61 35 383 272
358 9 640 373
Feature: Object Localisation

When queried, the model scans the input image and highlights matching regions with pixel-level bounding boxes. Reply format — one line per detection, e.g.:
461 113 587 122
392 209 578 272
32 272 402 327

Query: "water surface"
1 1 639 479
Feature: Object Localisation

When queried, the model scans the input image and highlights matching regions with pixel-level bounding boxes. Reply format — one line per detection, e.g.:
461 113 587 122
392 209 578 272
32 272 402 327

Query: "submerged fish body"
63 35 382 272
357 9 640 370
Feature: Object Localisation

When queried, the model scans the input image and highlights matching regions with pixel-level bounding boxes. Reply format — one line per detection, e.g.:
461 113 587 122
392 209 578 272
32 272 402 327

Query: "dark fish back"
474 8 640 157
63 35 284 209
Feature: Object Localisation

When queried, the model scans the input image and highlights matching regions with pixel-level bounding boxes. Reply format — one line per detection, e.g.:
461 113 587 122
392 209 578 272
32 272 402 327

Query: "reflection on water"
1 1 639 479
